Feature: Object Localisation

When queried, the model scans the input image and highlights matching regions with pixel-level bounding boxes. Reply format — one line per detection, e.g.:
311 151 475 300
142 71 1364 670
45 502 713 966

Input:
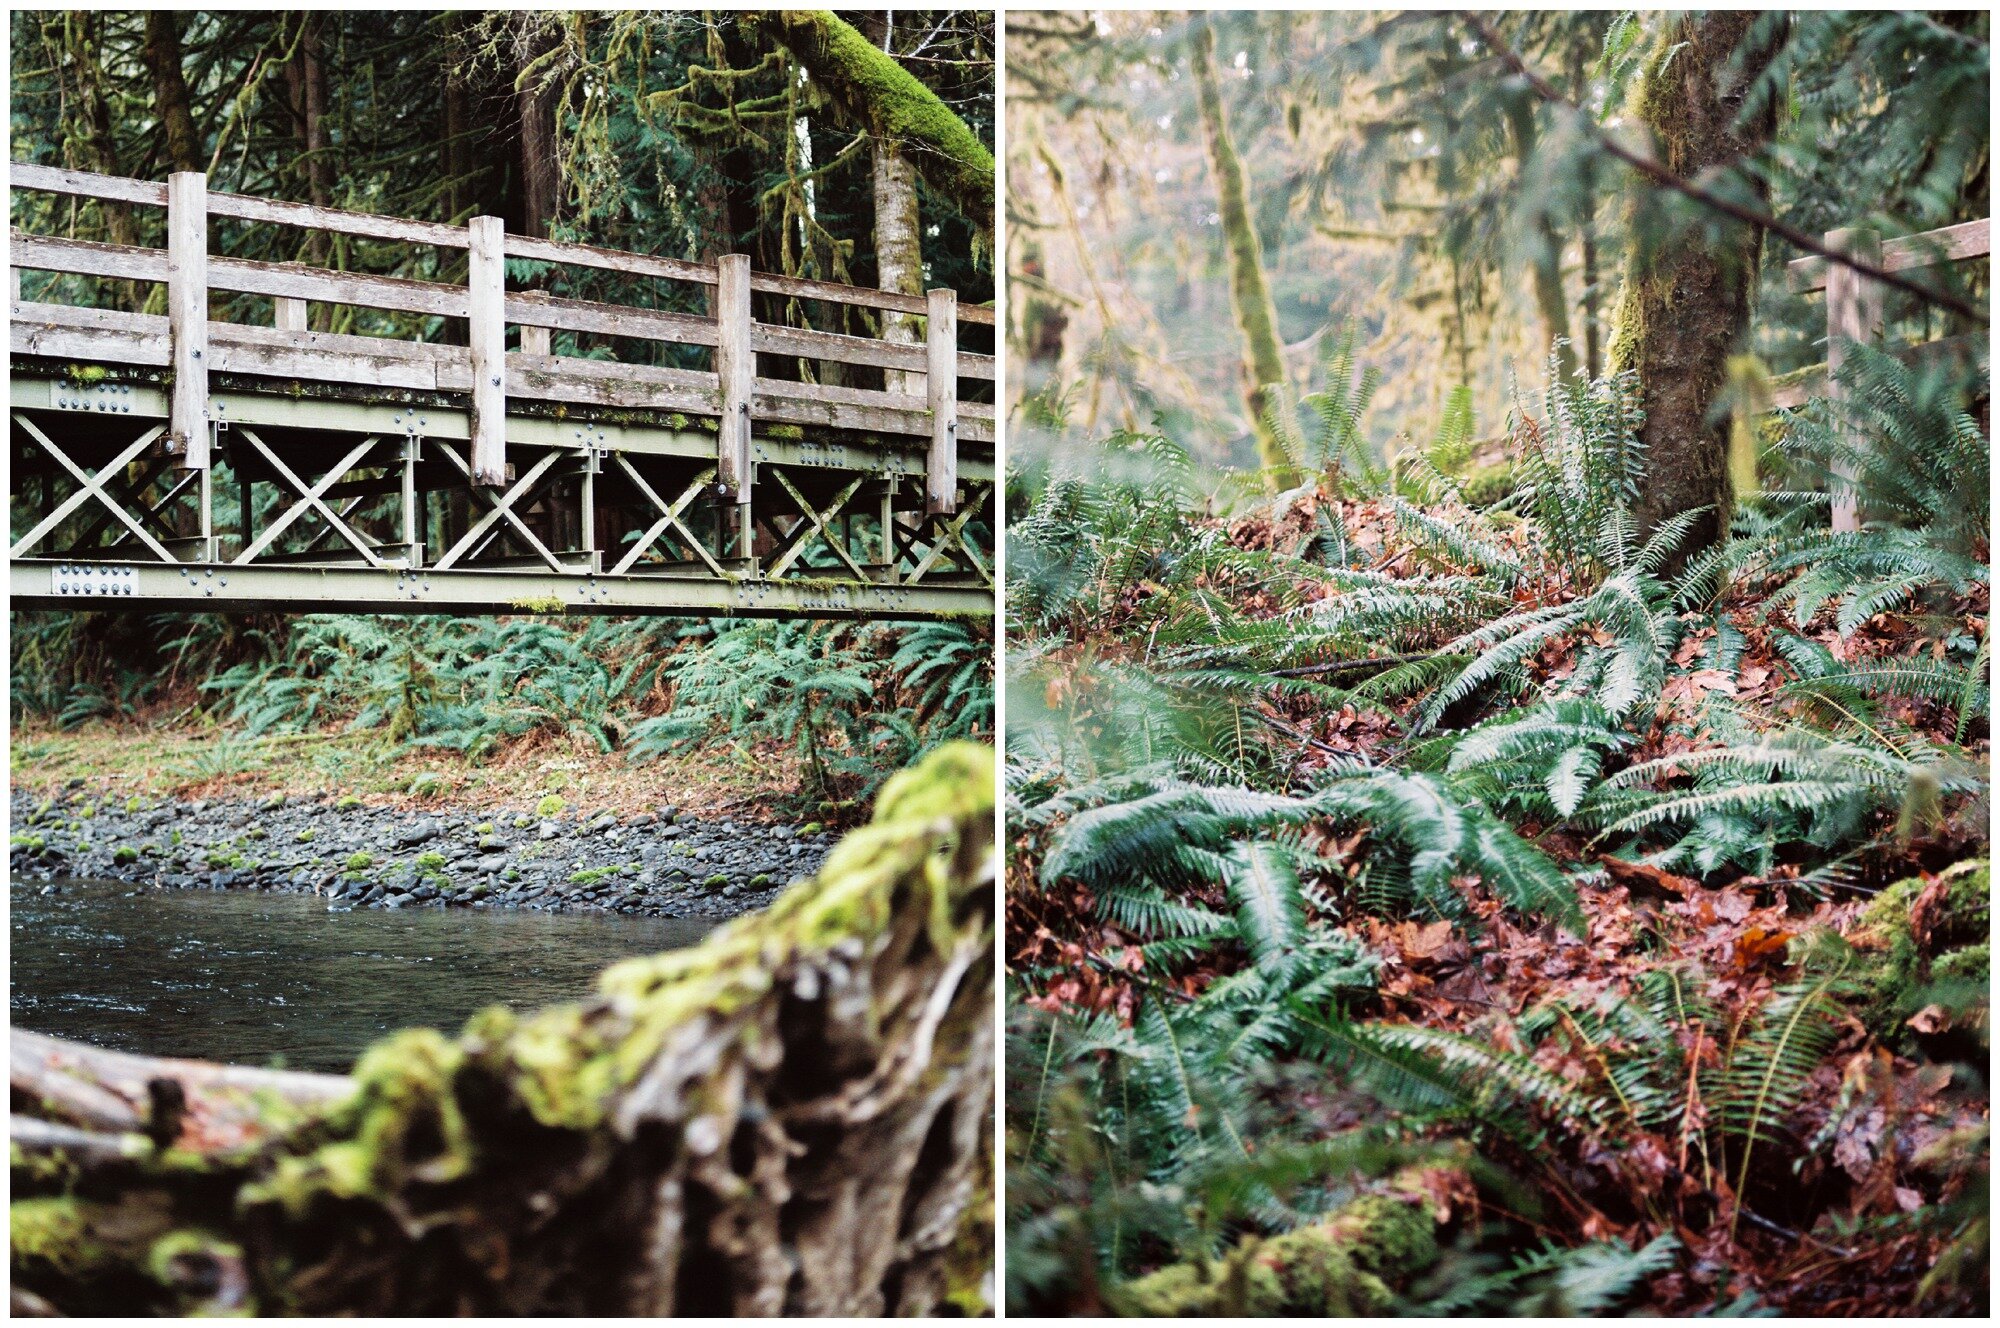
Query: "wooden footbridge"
8 167 993 618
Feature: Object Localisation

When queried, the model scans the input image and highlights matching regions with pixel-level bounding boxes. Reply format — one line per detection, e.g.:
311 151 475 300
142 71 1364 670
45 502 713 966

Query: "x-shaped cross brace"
895 483 991 585
233 430 386 568
764 467 869 581
10 415 174 562
65 453 195 553
608 458 722 577
431 446 569 572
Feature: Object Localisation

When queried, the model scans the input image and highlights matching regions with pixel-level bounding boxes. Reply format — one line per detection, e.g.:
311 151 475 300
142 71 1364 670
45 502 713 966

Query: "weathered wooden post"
1825 226 1882 534
273 296 308 333
715 253 754 556
166 172 209 469
925 287 957 516
520 324 551 357
467 215 507 486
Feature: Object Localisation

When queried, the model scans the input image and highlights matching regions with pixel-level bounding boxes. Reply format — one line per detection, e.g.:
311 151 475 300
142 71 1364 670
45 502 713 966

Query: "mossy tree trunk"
140 11 202 176
1609 11 1778 565
763 11 994 235
10 746 996 1317
1191 14 1299 493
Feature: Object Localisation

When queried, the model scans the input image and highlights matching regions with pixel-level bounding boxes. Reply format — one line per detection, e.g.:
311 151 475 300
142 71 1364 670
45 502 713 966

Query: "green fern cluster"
14 607 992 808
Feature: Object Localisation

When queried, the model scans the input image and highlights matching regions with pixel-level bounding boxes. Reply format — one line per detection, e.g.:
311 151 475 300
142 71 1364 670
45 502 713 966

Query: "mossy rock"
1456 460 1515 508
1853 860 1989 1037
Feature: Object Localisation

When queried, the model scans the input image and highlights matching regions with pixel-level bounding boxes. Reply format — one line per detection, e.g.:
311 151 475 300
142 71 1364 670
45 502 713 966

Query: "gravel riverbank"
9 784 836 921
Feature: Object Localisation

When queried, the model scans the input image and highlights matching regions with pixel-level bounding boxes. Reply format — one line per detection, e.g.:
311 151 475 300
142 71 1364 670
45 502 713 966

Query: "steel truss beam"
10 376 991 621
11 559 983 619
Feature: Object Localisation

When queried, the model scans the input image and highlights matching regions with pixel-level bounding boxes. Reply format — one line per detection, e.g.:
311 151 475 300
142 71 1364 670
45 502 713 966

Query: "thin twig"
1460 11 1986 326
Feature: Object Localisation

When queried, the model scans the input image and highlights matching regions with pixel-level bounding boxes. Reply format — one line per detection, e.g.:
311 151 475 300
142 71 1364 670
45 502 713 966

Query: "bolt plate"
51 563 137 597
52 381 138 414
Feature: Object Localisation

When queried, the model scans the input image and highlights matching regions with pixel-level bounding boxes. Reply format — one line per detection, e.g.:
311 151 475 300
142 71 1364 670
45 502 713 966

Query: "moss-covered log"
763 11 994 233
1109 1168 1454 1316
9 743 996 1317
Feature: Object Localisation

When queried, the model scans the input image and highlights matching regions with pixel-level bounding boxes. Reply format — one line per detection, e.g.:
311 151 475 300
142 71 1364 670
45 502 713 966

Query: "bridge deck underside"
9 369 993 620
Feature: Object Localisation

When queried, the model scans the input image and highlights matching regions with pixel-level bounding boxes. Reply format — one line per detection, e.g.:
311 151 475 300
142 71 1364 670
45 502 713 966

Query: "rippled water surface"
10 877 717 1072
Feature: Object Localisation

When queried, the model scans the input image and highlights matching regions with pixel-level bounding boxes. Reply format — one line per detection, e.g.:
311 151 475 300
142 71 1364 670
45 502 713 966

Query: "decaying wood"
9 743 995 1317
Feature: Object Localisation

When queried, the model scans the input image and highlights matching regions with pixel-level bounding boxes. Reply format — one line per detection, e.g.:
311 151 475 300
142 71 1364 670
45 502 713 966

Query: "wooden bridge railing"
1784 216 1988 532
8 164 994 515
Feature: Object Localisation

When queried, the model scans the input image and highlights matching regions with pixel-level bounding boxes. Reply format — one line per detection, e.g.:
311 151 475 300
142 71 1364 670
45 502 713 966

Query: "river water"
9 877 718 1073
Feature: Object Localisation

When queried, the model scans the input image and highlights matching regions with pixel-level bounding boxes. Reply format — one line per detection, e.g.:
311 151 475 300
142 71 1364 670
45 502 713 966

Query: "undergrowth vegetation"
1005 345 1989 1314
10 611 991 814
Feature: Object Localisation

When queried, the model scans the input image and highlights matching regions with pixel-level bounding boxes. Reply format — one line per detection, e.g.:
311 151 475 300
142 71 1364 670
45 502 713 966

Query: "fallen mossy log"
10 743 996 1316
1109 1168 1457 1317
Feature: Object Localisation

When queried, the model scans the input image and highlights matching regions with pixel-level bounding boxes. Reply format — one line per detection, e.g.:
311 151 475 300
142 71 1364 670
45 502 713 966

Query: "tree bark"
512 14 567 241
281 13 335 300
1192 14 1299 492
763 11 994 235
874 137 925 394
440 28 474 225
141 11 203 175
72 13 140 308
1505 97 1576 380
10 744 997 1317
1610 11 1779 562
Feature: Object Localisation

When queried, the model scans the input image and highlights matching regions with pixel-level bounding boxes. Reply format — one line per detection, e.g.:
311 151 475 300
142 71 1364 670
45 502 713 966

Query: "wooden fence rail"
1784 216 1988 532
9 163 991 513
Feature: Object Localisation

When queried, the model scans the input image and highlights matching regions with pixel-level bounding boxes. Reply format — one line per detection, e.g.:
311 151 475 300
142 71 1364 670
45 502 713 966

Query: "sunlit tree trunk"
1192 14 1299 492
874 139 924 394
141 12 203 175
1610 11 1778 564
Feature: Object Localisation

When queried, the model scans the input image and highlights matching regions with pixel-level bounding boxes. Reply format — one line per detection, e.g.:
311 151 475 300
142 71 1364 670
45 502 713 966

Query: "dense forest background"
1008 10 1985 473
8 9 994 811
1006 10 1988 1317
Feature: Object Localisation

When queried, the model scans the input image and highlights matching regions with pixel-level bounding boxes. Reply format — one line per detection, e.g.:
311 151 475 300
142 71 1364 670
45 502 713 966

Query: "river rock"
396 819 442 847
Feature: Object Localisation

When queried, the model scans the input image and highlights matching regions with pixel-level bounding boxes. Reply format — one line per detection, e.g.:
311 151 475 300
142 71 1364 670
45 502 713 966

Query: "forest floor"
1008 483 1988 1315
12 719 807 821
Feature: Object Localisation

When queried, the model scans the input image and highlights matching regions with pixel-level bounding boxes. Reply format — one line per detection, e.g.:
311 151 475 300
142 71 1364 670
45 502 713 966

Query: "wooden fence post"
715 254 754 504
166 172 209 469
520 325 551 357
467 215 507 486
925 287 957 516
274 296 308 332
1825 226 1881 534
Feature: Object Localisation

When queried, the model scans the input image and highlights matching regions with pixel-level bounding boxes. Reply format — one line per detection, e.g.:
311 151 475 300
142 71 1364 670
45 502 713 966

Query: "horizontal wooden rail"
12 164 987 503
13 162 993 323
1788 217 1989 293
1768 331 1985 411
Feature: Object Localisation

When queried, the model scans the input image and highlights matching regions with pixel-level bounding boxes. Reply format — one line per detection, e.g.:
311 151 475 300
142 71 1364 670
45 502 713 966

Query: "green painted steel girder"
11 559 989 620
8 374 995 482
